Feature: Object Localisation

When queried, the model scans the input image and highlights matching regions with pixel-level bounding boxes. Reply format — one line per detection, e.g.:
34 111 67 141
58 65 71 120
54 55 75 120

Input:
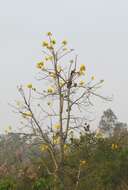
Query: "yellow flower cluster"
80 160 87 167
49 72 56 79
53 123 61 130
79 64 86 75
40 144 49 152
60 81 65 87
62 40 68 46
47 32 52 36
45 56 53 61
51 39 56 45
47 102 51 106
27 83 33 89
111 143 118 150
22 112 32 118
36 61 44 69
42 41 53 50
42 32 57 50
64 144 69 152
42 41 49 47
53 136 60 144
79 80 85 86
91 76 95 81
57 65 62 73
47 87 54 94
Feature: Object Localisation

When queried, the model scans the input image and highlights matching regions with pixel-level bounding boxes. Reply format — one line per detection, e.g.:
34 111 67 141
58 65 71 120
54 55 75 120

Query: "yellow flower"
78 64 86 75
49 72 56 79
60 81 65 87
27 83 33 89
47 102 51 106
111 143 118 150
53 136 60 144
36 62 44 69
57 65 62 73
40 144 49 152
22 112 32 118
48 56 53 61
91 76 95 80
64 144 69 151
53 123 61 130
47 32 52 36
79 80 85 86
80 160 87 167
42 41 49 47
45 57 49 61
51 39 56 45
47 87 54 94
80 64 86 72
45 56 53 62
62 40 67 46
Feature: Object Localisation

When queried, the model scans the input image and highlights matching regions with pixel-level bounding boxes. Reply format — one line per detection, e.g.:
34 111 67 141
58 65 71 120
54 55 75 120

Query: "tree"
13 32 107 190
98 109 117 137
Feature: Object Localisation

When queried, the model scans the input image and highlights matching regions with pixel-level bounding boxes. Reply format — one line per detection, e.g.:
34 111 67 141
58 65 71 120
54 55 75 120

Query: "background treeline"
0 109 128 190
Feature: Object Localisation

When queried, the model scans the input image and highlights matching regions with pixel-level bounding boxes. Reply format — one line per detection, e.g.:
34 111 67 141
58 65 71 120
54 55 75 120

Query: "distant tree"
113 122 127 136
98 109 117 137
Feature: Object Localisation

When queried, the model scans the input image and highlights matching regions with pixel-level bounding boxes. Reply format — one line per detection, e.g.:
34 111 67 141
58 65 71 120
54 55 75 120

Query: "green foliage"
0 178 16 190
33 177 52 190
0 109 128 189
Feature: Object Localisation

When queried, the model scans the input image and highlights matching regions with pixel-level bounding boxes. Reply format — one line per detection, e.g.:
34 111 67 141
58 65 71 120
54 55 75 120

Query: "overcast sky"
0 0 128 132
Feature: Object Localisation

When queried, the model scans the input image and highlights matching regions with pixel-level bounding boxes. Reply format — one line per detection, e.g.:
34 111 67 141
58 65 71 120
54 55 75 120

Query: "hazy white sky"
0 0 128 132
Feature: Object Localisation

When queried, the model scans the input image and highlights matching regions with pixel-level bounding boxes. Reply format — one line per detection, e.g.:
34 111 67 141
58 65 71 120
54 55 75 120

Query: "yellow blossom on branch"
51 39 56 45
80 64 86 72
47 32 52 36
53 136 60 144
22 112 32 118
48 56 53 61
91 76 95 81
45 57 49 61
36 62 44 69
111 143 118 150
80 160 87 167
42 41 49 47
78 64 86 75
79 80 85 86
57 65 62 73
40 144 49 152
27 83 33 89
47 102 52 106
49 72 56 79
47 87 54 94
53 123 61 130
64 144 69 152
62 40 67 46
60 81 65 87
